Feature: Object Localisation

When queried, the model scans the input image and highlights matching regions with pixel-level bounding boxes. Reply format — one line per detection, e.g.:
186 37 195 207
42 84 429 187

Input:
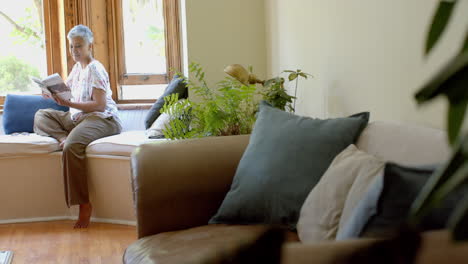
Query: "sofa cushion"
339 160 386 233
144 75 188 129
3 94 69 134
297 144 384 242
0 133 60 157
147 113 171 139
86 131 167 157
337 163 468 240
356 121 450 166
123 225 299 264
209 101 370 229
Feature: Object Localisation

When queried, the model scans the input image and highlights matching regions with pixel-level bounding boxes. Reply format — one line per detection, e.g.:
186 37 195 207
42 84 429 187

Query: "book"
0 251 13 264
32 73 72 101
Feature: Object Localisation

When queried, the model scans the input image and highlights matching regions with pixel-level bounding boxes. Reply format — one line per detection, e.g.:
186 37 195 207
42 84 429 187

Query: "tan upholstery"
130 134 250 238
125 121 460 263
124 225 299 264
282 230 468 264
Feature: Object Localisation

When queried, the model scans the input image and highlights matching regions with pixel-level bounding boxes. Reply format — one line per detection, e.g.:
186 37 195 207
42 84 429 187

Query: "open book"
32 73 72 100
0 251 13 264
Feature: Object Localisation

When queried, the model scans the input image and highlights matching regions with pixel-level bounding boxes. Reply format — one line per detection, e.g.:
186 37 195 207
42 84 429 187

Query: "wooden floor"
0 220 137 264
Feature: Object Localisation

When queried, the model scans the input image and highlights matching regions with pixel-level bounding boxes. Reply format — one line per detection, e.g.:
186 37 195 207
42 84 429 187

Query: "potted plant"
161 63 311 139
409 0 468 241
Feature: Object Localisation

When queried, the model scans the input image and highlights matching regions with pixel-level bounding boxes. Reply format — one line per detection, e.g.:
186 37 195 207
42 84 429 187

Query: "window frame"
107 0 182 104
0 0 181 110
0 0 66 112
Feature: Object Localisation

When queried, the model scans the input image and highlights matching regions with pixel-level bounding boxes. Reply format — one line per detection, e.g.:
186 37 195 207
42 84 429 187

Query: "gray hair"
67 25 94 44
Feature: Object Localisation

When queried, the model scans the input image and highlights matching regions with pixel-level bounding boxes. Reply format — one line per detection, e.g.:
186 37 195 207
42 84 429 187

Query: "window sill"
117 103 153 110
0 97 154 111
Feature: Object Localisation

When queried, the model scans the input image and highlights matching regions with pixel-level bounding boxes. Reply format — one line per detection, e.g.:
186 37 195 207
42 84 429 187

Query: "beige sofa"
123 121 468 263
0 130 165 225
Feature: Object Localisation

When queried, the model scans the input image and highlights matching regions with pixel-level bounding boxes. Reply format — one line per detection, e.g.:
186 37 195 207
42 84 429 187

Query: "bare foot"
74 203 92 229
58 137 67 150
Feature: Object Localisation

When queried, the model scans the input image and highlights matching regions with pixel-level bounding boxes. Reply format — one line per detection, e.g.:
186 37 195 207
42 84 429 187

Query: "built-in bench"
0 109 167 226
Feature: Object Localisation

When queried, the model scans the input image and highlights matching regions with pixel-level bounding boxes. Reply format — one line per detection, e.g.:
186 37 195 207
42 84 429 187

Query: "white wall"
182 0 267 88
265 0 468 129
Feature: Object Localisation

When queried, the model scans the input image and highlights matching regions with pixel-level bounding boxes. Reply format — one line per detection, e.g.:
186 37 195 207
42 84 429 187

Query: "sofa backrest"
356 121 450 166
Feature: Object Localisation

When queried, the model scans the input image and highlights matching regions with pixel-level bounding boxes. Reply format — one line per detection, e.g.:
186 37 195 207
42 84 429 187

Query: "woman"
34 25 122 228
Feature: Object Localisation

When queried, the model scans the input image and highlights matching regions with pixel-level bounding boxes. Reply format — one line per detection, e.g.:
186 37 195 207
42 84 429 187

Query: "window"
108 0 181 103
0 0 180 108
0 0 65 109
0 1 47 96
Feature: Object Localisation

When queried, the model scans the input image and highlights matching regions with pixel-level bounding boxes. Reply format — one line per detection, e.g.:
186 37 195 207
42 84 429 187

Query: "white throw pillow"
297 144 384 242
146 99 188 138
147 112 172 138
339 159 387 232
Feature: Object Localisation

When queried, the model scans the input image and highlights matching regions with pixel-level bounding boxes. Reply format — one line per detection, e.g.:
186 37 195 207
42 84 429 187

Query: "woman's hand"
56 88 106 112
41 93 52 99
53 95 71 107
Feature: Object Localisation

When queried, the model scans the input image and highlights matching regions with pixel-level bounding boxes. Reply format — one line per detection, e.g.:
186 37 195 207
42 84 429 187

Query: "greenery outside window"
108 0 182 103
0 0 65 110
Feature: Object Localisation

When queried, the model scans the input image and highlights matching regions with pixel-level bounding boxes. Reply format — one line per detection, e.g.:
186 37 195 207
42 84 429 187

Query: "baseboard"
0 216 69 224
68 216 137 226
92 217 136 226
0 216 136 226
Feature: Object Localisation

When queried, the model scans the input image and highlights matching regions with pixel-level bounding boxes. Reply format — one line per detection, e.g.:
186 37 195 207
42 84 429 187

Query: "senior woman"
34 25 122 228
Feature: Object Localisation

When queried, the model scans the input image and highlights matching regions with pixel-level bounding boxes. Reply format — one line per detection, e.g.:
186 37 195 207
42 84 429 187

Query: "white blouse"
66 60 121 125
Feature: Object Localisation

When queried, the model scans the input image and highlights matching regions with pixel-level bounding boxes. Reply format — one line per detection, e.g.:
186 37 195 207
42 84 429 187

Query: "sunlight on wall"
265 0 468 129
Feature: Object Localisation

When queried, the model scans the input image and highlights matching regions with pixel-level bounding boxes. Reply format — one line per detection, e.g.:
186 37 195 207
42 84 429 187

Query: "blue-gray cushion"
3 94 69 134
336 163 467 240
209 101 370 229
144 75 188 129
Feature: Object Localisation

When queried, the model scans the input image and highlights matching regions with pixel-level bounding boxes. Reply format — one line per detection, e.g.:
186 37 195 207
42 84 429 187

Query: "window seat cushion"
0 131 167 158
0 133 60 158
86 131 167 157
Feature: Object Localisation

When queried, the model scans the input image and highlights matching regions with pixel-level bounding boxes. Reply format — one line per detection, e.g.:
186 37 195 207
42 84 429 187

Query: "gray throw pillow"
209 101 370 229
144 75 188 129
336 163 467 240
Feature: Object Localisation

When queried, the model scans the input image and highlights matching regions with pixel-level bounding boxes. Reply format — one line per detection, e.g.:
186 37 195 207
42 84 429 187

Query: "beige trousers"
33 109 122 207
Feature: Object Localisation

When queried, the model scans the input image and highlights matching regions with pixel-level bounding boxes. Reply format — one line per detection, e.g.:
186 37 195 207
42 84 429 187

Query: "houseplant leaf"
415 52 468 104
299 73 309 79
462 31 468 53
449 188 468 241
425 0 458 55
410 134 468 223
448 100 468 144
288 73 298 81
415 52 468 144
429 161 468 209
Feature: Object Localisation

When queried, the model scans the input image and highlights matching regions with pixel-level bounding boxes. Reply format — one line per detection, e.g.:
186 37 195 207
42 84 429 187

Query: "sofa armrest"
282 239 375 264
281 230 468 264
131 135 250 238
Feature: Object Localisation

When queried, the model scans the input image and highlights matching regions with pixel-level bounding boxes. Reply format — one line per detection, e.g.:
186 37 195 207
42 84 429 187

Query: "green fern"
160 93 193 139
161 63 311 139
161 63 260 139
